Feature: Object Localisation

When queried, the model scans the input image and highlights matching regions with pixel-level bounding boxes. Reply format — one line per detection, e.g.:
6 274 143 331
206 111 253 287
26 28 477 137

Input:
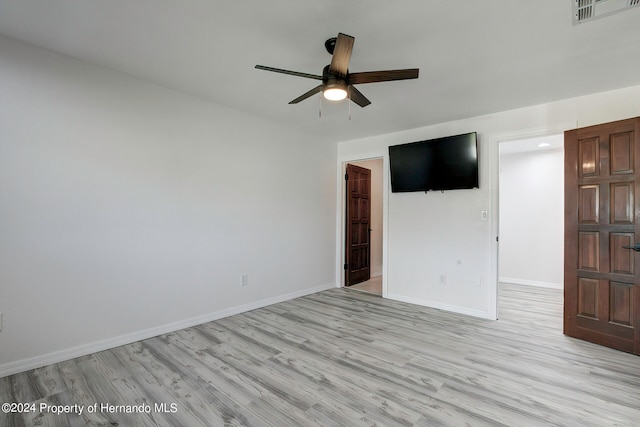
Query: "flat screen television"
389 132 478 192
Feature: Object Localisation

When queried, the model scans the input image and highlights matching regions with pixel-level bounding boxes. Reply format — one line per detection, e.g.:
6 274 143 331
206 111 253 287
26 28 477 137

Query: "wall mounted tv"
389 132 479 193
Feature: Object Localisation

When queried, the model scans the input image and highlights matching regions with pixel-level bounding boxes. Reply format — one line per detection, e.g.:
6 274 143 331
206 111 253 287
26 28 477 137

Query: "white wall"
0 36 337 376
338 84 640 319
499 148 564 288
349 159 383 277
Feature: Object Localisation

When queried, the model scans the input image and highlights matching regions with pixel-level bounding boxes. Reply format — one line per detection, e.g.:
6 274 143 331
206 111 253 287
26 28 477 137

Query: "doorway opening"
498 134 564 312
343 158 383 296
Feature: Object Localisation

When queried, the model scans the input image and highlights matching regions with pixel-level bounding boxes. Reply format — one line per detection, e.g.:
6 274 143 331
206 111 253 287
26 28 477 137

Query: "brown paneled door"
345 164 371 286
565 117 640 355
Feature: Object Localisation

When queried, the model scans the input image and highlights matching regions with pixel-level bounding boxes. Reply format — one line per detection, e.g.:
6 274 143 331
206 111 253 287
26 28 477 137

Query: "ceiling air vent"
573 0 640 24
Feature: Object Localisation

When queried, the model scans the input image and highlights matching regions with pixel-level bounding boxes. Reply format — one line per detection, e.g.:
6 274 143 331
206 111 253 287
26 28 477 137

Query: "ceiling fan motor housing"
322 64 347 84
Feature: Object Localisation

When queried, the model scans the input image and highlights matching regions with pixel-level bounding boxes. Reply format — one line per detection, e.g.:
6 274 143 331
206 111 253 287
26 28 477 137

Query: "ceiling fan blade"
289 85 324 104
329 33 354 77
348 85 371 108
255 65 323 80
348 68 419 84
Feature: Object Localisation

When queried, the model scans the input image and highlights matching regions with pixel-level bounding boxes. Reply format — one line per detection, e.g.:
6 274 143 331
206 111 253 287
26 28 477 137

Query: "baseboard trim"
386 293 491 320
499 277 563 289
0 282 335 378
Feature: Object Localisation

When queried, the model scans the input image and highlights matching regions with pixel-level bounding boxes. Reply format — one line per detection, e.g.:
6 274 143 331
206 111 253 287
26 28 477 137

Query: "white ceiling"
500 134 564 155
1 0 639 142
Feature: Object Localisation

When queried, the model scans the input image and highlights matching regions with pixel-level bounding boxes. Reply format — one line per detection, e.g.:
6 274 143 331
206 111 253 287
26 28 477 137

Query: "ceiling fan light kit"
323 80 348 101
255 32 419 110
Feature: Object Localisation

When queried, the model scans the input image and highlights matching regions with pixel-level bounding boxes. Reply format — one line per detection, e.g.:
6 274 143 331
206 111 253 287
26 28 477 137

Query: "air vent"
573 0 640 24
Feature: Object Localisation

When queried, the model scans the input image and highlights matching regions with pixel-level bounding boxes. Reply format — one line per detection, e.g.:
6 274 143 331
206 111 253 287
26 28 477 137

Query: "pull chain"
348 87 352 120
319 93 322 118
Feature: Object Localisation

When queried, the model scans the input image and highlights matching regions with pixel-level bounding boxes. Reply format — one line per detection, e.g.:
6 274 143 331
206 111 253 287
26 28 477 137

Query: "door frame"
336 156 387 297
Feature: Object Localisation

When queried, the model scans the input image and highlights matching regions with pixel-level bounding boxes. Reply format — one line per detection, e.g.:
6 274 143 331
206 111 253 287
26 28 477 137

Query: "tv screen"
389 132 478 192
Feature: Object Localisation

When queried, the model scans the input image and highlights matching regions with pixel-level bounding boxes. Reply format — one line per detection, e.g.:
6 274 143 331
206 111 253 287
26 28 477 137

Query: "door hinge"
344 263 348 270
345 172 349 181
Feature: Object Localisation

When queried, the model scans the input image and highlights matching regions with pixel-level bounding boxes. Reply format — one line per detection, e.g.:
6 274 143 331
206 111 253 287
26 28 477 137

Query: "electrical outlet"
440 274 447 285
241 274 248 287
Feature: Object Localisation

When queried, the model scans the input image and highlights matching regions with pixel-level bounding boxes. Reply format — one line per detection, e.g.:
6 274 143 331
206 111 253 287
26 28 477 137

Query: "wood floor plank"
1 283 639 426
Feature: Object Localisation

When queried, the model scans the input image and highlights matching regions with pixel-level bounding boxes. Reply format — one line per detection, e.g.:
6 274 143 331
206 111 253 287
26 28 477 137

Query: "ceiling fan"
255 33 419 108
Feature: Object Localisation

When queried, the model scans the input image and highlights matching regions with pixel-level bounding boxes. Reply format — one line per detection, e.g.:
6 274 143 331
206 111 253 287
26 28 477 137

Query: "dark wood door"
564 117 640 355
345 164 371 286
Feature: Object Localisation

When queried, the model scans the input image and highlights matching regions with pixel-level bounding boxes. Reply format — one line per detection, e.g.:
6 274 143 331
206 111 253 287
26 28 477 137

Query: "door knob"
622 243 640 252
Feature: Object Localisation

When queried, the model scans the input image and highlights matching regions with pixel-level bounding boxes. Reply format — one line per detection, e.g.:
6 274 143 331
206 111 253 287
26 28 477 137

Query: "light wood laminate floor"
1 284 639 426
